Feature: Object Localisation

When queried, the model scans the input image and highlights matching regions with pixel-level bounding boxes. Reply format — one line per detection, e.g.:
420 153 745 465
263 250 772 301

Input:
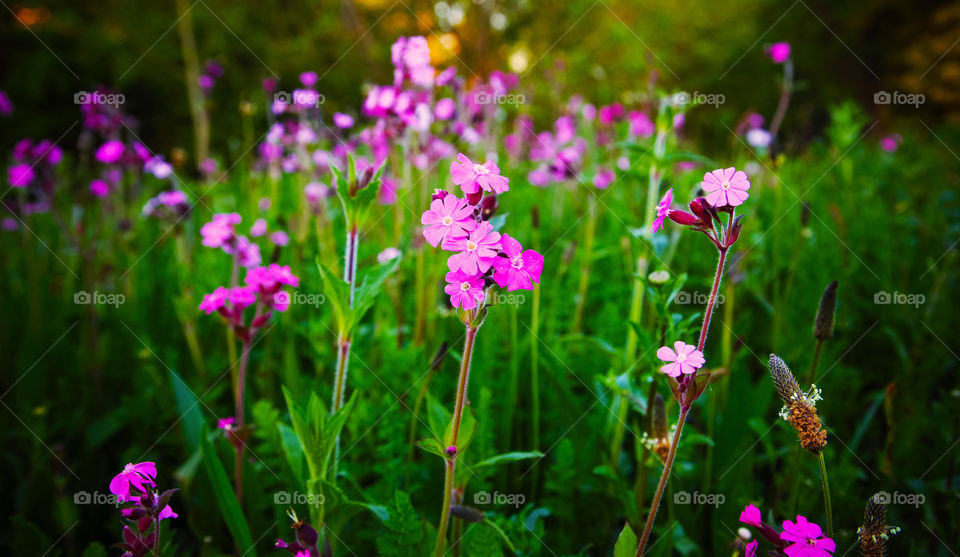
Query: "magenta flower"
246 263 300 291
702 167 750 207
650 188 674 233
271 231 289 246
745 540 758 557
656 341 706 377
250 218 267 237
443 221 501 275
492 233 543 292
450 153 510 195
217 417 235 430
421 193 476 247
300 71 318 87
740 504 762 527
444 270 485 310
95 140 125 164
780 516 835 557
593 168 615 189
229 286 258 309
768 42 791 63
332 112 354 129
109 462 157 503
8 163 34 187
90 179 110 197
199 287 230 314
201 213 241 248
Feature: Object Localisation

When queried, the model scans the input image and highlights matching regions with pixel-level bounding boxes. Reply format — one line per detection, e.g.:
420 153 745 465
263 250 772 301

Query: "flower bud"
813 281 838 340
480 194 498 220
295 522 319 549
667 210 699 226
432 189 449 201
450 505 485 523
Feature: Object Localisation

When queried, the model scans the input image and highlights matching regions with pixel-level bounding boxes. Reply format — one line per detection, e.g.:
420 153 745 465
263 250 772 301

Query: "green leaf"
277 422 306 485
474 451 544 468
353 255 401 327
426 394 451 440
461 522 504 557
315 259 352 334
376 491 425 557
199 426 256 556
444 404 478 455
416 437 449 460
613 521 638 557
169 369 203 453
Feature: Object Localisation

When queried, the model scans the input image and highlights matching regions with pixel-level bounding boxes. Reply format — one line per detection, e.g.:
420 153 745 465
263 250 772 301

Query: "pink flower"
250 218 267 237
158 505 178 521
95 140 125 164
628 111 655 138
444 270 485 310
300 71 318 87
8 163 35 187
656 341 706 377
528 167 550 187
745 540 758 557
780 516 835 557
435 98 456 120
702 167 750 207
271 231 289 246
246 264 300 291
201 213 241 248
593 168 615 189
880 134 902 152
650 188 673 233
450 153 509 195
333 112 354 129
421 193 477 247
492 233 543 291
229 286 257 309
109 462 157 503
90 179 110 197
768 42 791 63
199 286 230 314
217 417 235 430
740 504 762 527
443 221 501 275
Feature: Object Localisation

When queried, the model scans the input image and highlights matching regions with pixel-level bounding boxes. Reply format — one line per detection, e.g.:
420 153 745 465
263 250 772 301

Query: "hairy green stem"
817 452 834 538
435 323 479 557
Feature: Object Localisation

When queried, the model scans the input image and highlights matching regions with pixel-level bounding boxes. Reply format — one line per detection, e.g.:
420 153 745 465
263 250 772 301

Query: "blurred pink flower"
201 213 241 248
880 133 902 152
492 233 543 291
421 193 476 247
656 341 705 377
90 179 110 197
333 112 354 129
250 218 267 237
593 168 615 189
435 98 456 120
780 516 835 557
8 163 34 187
271 231 289 246
199 287 230 314
450 153 509 195
443 221 501 275
702 167 750 207
768 42 791 63
745 540 758 557
650 188 673 233
300 71 318 87
217 417 235 430
629 111 655 138
444 270 485 310
0 91 12 115
95 140 125 164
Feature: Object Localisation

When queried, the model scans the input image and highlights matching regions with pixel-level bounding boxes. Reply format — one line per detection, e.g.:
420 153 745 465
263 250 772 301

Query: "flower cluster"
199 263 299 341
200 213 262 268
109 461 178 557
142 190 190 221
739 504 835 557
421 153 543 312
651 166 750 250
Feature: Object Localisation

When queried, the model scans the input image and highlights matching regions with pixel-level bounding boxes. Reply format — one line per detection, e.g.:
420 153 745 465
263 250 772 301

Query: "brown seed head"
814 281 838 340
858 493 900 556
770 354 827 453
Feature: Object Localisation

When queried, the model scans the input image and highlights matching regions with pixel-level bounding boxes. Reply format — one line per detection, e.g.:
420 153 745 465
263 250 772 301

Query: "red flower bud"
668 210 699 226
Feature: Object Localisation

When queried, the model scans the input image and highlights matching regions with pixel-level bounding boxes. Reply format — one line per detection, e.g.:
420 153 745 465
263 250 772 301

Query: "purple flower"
300 71 318 88
8 163 34 188
95 140 125 164
332 112 354 129
780 515 835 557
650 188 673 233
492 234 543 292
109 462 157 503
768 42 791 64
90 179 110 197
593 168 615 189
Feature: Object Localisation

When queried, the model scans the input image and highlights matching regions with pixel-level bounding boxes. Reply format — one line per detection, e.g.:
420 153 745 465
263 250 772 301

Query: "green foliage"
375 491 426 557
199 426 257 557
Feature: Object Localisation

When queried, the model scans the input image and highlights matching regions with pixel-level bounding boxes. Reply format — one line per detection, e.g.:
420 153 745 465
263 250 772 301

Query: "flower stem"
636 245 728 556
153 517 161 556
806 339 823 386
635 405 689 556
817 451 834 538
571 191 598 333
234 338 252 505
434 323 479 557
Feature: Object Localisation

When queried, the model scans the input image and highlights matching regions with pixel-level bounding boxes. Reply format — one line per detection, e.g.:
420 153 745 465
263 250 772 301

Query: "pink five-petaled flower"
421 193 476 247
109 462 157 503
443 221 501 275
780 516 836 557
492 233 543 292
450 153 509 195
444 270 485 310
740 504 762 527
656 341 706 378
702 167 750 208
650 188 674 233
